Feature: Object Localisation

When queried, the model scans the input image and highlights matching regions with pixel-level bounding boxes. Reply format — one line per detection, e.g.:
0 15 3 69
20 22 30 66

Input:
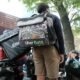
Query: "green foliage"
72 27 80 36
21 0 36 9
64 0 80 8
21 0 49 10
72 0 80 7
71 12 80 28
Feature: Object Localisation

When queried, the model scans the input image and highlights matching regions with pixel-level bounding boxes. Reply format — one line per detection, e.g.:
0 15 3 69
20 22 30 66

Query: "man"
32 3 65 80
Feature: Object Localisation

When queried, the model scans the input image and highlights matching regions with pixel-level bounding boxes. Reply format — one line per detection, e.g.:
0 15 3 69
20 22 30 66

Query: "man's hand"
59 54 64 64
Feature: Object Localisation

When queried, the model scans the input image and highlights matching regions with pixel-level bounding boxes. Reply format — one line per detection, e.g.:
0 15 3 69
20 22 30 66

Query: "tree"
51 0 75 53
20 0 80 53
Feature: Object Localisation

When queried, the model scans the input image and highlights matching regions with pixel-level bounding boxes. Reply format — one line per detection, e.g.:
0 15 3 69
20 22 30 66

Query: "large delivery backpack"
18 13 57 47
0 28 31 60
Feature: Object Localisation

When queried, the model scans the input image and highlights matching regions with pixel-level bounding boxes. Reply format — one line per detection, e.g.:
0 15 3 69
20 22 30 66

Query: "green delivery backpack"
18 14 57 47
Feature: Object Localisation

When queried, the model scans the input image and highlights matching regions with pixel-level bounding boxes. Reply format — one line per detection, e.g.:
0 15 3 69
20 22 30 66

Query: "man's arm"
53 15 65 63
53 15 65 54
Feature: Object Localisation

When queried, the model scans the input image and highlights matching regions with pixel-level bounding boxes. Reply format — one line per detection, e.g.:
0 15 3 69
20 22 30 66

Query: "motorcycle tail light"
0 47 6 60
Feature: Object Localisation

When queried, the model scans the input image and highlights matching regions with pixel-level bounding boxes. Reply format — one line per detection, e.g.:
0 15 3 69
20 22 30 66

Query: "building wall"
0 12 18 29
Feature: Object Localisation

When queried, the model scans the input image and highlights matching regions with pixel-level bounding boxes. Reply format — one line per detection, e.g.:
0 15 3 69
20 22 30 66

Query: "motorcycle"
0 46 35 80
0 28 35 80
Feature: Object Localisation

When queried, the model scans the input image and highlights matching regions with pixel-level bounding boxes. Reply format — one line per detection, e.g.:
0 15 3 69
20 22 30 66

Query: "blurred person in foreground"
65 50 80 80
